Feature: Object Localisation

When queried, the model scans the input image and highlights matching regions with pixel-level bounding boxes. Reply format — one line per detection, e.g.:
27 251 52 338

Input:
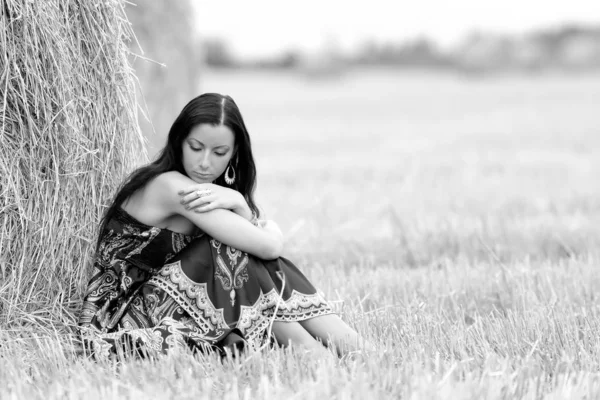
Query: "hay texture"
0 0 146 330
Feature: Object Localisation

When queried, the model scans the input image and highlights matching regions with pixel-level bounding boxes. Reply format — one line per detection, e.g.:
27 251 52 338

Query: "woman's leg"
299 314 374 355
270 321 325 351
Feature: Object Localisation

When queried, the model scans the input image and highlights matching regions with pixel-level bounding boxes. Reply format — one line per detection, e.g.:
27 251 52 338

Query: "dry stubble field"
2 69 600 399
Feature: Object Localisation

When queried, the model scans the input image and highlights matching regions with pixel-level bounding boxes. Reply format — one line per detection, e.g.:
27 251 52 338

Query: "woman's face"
182 123 235 183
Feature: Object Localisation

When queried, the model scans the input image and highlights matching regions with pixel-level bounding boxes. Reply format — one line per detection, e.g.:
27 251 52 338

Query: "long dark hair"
96 93 259 248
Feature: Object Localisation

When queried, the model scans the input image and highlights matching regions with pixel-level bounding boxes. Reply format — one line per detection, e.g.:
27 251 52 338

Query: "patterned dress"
78 207 333 358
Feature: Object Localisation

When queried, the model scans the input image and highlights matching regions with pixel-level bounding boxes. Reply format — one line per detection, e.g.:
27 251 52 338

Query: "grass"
3 257 600 398
3 37 600 400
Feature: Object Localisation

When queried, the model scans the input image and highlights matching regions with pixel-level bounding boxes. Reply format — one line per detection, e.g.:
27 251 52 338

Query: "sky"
192 0 600 59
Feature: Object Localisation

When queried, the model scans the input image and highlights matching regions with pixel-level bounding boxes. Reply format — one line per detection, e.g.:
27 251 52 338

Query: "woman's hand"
178 183 253 220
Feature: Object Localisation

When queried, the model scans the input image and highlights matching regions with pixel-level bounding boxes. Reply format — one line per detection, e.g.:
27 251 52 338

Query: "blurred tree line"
455 25 600 74
202 24 600 75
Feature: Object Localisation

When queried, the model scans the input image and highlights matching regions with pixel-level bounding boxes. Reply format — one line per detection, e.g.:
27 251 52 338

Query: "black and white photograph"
1 0 600 398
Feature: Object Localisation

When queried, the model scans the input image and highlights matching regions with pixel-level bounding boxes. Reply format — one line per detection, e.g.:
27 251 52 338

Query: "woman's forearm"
231 193 254 221
162 172 283 259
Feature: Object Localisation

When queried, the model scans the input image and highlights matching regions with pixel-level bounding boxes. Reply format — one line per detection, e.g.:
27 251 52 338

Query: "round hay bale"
126 0 202 157
0 0 146 330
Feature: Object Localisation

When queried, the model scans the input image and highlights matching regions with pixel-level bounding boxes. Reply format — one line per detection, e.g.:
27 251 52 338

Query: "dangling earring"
224 162 236 185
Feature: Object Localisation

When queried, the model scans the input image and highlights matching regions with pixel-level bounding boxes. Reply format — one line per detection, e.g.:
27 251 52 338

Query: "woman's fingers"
179 188 212 205
178 186 203 196
186 194 219 212
178 183 212 197
183 195 212 210
193 200 218 213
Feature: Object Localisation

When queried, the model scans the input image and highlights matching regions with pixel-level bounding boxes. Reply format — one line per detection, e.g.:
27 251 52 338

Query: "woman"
79 93 367 358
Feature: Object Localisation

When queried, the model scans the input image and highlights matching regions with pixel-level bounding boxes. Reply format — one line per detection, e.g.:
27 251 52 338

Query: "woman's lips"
194 173 212 180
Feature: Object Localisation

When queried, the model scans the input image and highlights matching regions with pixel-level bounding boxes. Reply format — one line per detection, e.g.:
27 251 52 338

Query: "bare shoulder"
119 171 190 230
150 171 194 195
153 170 189 186
149 171 195 210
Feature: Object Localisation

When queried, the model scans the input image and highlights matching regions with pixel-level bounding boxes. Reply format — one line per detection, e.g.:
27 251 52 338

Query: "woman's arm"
154 172 283 260
178 183 254 221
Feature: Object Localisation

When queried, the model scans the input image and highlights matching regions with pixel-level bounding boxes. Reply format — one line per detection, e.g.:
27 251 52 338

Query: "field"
3 69 600 399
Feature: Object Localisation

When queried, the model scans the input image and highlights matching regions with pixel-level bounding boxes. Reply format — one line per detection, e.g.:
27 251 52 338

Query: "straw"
0 0 146 335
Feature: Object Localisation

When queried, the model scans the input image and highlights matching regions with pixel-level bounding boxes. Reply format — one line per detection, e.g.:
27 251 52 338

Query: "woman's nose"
199 153 211 169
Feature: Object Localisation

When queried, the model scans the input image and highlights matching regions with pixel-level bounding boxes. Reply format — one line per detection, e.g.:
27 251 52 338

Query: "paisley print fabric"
78 208 333 359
